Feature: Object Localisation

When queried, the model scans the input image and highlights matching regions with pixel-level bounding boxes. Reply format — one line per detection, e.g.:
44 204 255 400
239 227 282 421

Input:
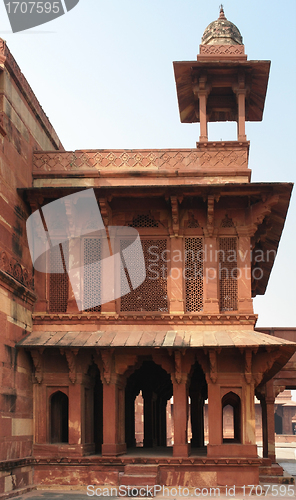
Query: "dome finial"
219 4 226 19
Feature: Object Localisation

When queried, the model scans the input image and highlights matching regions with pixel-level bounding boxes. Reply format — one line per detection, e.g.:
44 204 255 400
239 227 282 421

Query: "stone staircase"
119 464 159 496
259 459 294 485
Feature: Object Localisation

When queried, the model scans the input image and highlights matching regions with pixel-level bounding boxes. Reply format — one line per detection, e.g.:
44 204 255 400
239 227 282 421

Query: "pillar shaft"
102 377 126 456
173 380 190 457
199 92 208 142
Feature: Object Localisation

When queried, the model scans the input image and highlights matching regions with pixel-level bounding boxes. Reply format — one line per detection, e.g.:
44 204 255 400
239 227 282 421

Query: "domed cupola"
201 5 243 46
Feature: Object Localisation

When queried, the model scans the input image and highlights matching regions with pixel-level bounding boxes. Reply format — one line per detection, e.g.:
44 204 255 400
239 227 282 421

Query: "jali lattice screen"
49 243 69 313
120 239 168 312
219 237 238 312
185 238 204 312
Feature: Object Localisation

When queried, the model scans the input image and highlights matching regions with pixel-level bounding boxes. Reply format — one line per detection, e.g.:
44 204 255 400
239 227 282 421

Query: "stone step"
120 474 158 487
259 475 295 485
124 464 159 475
259 464 284 476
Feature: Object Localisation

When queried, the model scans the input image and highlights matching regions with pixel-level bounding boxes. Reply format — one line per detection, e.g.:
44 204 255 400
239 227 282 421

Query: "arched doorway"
125 360 173 449
50 391 68 443
189 361 207 449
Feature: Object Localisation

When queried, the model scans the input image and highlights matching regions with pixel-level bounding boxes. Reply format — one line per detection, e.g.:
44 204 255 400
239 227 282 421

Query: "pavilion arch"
188 360 208 448
50 390 69 444
222 391 241 443
125 358 173 449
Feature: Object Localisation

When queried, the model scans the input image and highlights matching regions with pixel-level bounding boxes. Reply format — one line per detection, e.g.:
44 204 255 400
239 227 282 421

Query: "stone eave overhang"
16 328 296 386
18 182 293 298
173 59 270 123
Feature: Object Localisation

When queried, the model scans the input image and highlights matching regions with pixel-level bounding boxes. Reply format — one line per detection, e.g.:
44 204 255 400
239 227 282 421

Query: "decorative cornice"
32 312 258 326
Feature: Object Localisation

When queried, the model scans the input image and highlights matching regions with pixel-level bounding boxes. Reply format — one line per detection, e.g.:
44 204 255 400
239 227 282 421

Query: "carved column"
236 89 247 141
207 377 222 448
68 378 85 446
102 374 126 456
265 380 276 462
172 375 190 457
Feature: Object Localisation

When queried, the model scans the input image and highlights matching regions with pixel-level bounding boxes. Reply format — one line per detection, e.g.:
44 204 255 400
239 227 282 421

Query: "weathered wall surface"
0 39 63 497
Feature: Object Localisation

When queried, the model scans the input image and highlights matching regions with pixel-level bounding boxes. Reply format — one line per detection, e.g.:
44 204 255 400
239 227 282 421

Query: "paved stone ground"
279 460 296 477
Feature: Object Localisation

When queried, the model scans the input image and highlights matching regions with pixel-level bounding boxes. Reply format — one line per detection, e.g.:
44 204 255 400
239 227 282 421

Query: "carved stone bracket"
30 349 44 384
101 349 114 385
170 196 182 237
174 350 182 384
209 350 218 383
61 349 79 384
246 194 279 235
207 195 215 237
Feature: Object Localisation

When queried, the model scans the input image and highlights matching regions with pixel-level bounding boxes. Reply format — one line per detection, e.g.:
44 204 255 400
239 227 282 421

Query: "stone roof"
201 6 243 46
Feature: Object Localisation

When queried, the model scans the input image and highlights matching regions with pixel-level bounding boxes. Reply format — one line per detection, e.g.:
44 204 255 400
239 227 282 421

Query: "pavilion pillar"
207 379 222 447
68 380 84 445
33 381 47 444
159 398 167 447
173 376 190 457
143 388 154 448
102 374 126 456
198 91 208 142
265 380 276 462
237 90 247 141
260 395 268 459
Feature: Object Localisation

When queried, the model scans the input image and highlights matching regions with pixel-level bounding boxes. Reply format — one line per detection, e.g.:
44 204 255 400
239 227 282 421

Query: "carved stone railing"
33 142 249 175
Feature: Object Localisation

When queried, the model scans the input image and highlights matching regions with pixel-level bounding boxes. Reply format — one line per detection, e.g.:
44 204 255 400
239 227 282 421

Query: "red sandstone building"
0 7 296 497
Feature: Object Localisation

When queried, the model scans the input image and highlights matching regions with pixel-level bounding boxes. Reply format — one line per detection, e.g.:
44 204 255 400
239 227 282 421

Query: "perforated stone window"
49 243 69 313
219 237 238 312
185 238 203 312
130 214 158 228
83 237 101 312
120 239 168 312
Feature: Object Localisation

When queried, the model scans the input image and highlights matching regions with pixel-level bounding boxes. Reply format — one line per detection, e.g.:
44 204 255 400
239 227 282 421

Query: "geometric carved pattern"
0 250 33 289
185 238 203 312
83 238 101 312
33 147 248 172
120 239 168 312
49 244 69 313
130 214 158 228
200 45 245 56
219 237 238 312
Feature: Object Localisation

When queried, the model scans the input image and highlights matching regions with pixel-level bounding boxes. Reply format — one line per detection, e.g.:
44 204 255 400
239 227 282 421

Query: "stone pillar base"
207 443 257 457
101 443 126 456
173 443 190 457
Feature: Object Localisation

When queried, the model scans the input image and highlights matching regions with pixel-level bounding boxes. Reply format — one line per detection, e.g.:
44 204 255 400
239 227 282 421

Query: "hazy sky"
0 0 295 327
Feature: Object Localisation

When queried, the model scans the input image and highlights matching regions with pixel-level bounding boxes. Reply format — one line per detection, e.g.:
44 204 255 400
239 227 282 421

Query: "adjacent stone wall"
0 39 63 497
